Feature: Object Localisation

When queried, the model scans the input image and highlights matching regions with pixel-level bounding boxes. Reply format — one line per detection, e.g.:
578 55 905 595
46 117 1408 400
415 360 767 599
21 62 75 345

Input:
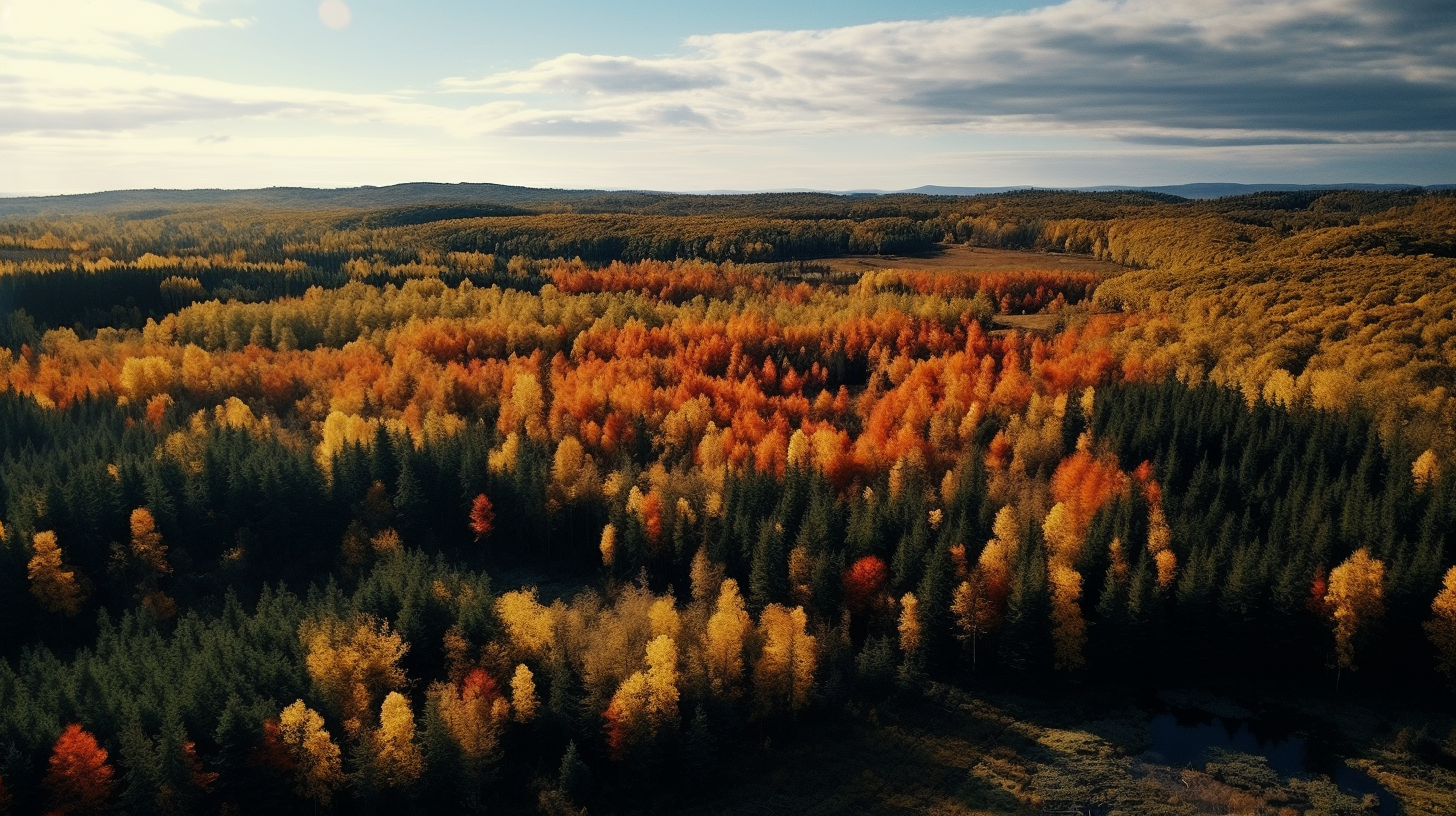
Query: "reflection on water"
1141 708 1395 816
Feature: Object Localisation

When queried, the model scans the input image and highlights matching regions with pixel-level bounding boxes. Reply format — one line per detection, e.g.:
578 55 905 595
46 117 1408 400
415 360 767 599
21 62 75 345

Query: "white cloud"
0 0 221 60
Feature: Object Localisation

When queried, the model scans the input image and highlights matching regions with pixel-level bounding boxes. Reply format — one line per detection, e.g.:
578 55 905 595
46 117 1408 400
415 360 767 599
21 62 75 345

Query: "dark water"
1142 708 1396 816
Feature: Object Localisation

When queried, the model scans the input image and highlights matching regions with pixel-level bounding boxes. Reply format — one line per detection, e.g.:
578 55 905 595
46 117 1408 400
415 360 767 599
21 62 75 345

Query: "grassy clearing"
813 245 1126 275
594 683 1454 816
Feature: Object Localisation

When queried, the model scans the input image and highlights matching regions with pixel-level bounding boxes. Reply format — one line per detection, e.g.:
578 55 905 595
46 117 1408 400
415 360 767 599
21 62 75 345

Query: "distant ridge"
906 182 1456 199
2 180 1454 216
0 182 645 216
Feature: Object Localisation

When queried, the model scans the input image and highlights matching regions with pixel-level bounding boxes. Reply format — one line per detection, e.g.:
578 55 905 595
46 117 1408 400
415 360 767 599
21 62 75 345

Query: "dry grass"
812 245 1125 275
593 683 1451 816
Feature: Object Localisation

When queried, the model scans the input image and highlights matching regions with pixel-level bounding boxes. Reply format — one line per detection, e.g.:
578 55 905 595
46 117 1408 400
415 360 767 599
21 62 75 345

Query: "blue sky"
1 0 1452 194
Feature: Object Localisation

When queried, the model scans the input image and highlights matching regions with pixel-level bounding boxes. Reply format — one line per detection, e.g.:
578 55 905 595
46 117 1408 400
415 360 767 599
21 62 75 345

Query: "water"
1142 707 1395 816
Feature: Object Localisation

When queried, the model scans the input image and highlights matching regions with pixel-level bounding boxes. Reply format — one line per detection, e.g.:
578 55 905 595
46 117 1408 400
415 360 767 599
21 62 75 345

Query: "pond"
1141 707 1396 815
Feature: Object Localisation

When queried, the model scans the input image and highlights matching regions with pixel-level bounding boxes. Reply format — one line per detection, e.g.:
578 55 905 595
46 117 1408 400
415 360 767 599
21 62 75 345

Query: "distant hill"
905 182 1456 199
0 182 644 217
2 180 1454 218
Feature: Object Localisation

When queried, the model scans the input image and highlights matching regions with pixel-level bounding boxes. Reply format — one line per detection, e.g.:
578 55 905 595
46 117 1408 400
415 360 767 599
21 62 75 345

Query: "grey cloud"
497 118 635 137
462 55 723 95
459 0 1456 144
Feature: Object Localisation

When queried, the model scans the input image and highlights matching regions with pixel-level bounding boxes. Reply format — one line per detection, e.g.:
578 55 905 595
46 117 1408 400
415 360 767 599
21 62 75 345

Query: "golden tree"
278 700 345 806
300 615 408 735
1048 563 1086 671
128 508 171 575
511 663 539 724
372 692 424 788
702 578 750 698
1327 548 1386 675
434 669 508 766
29 531 85 616
753 604 816 715
898 592 922 655
1424 566 1456 682
603 635 679 759
495 589 556 659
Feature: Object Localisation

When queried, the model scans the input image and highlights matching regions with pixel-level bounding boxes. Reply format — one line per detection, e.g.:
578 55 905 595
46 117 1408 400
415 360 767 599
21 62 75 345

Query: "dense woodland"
0 188 1454 814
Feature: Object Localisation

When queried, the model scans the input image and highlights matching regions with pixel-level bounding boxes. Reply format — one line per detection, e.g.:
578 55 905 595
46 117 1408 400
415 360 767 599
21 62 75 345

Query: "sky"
0 0 1453 195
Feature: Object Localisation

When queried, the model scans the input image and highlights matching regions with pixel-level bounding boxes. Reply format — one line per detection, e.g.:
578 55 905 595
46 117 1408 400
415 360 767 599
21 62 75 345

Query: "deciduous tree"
44 724 116 816
1327 548 1385 675
278 701 344 806
1425 566 1456 682
29 530 85 616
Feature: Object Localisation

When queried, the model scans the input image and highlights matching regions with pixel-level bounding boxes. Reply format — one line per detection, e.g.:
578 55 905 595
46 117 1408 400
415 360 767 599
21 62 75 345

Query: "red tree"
44 724 116 816
843 556 889 616
468 494 495 541
462 667 501 702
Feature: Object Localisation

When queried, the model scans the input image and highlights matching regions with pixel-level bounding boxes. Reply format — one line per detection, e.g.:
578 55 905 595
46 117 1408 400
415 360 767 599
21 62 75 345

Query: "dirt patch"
991 314 1062 334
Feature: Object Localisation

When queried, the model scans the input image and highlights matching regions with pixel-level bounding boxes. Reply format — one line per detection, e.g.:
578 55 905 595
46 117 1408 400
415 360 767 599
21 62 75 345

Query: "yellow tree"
495 589 556 659
1146 498 1177 589
128 508 175 616
1326 548 1386 677
1424 566 1456 682
753 604 816 715
300 616 408 735
1048 563 1086 671
603 635 679 759
510 664 538 724
433 670 507 769
599 524 617 567
372 692 423 788
951 569 1000 672
278 700 345 806
1042 505 1086 672
643 635 679 729
128 508 170 575
898 593 922 655
29 531 85 616
702 578 750 698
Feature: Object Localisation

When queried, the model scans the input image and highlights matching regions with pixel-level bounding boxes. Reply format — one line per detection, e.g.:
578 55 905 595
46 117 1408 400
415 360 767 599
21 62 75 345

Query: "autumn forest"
1 186 1455 815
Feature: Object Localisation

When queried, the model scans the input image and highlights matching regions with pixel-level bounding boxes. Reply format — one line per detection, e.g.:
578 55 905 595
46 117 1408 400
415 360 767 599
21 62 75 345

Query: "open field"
603 685 1456 816
814 245 1127 275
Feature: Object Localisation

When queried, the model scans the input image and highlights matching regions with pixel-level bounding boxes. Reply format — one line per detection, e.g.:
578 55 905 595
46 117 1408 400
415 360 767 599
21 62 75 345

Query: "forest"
0 186 1454 815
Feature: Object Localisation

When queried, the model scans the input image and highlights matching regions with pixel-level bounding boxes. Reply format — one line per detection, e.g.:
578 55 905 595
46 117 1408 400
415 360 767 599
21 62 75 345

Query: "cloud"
449 54 725 95
2 0 1451 160
0 58 455 136
0 0 221 60
446 0 1456 144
